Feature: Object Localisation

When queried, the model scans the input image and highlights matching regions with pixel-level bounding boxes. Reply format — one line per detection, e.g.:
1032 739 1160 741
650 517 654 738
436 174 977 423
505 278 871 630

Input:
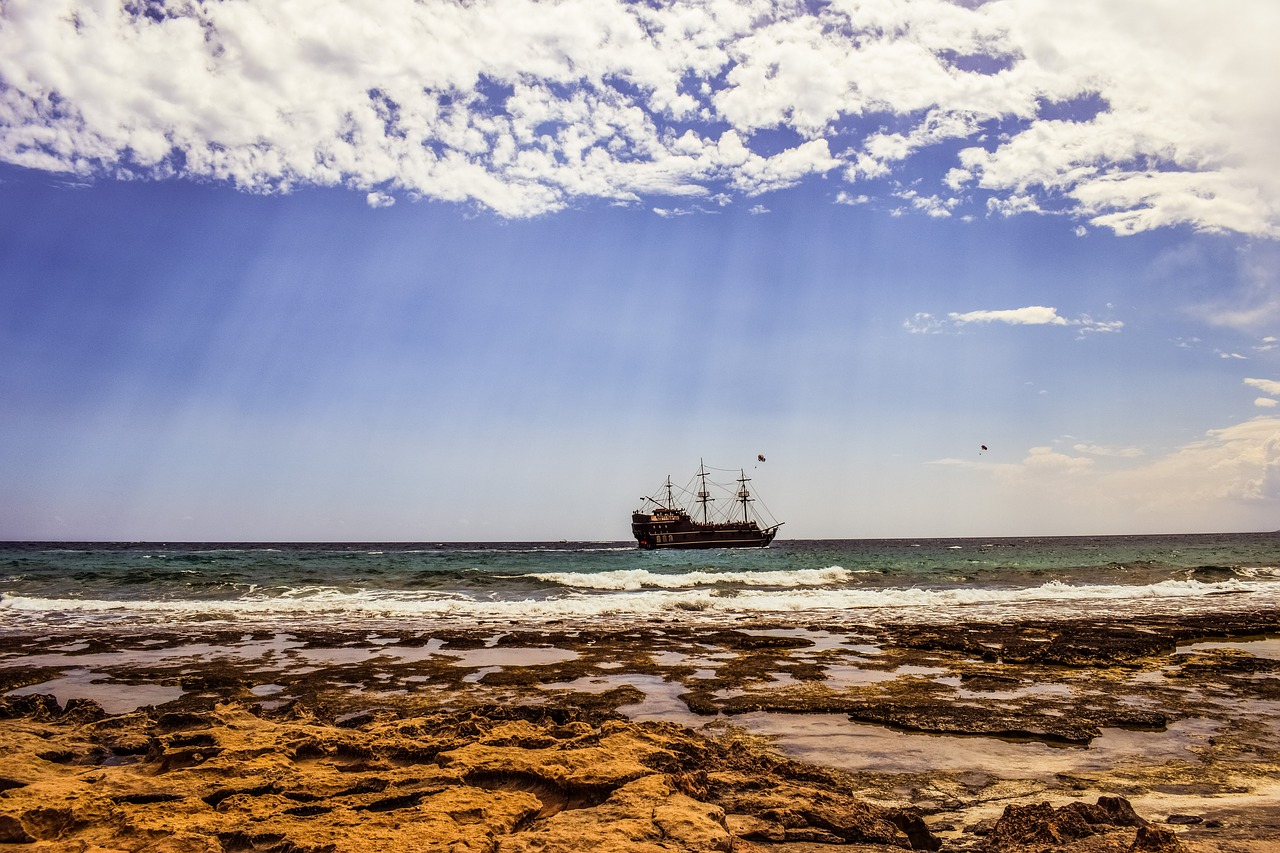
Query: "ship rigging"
631 461 783 549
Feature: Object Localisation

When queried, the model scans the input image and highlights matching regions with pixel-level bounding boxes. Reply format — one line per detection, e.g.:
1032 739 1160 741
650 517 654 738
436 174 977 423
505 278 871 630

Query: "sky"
2 0 1279 541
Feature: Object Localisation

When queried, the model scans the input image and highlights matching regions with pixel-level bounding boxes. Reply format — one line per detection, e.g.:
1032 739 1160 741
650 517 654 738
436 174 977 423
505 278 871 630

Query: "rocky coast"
2 609 1278 852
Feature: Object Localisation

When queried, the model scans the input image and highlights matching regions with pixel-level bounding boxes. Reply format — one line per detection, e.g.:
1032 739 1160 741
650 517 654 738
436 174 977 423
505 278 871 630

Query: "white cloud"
1255 397 1278 409
1073 443 1144 458
949 306 1069 326
0 0 1275 231
1101 417 1280 507
1189 244 1280 331
995 446 1096 482
909 305 1123 335
935 417 1280 531
1245 378 1280 395
834 191 870 206
366 191 395 209
903 312 944 334
897 188 956 218
1073 321 1123 341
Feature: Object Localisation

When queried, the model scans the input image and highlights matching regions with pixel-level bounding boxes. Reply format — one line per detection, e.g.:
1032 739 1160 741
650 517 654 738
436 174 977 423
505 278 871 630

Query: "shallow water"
1176 637 1280 660
726 713 1221 779
7 670 185 715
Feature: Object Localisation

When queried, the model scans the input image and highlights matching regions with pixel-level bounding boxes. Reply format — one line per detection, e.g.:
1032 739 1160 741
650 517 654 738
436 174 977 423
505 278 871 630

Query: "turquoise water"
2 533 1278 630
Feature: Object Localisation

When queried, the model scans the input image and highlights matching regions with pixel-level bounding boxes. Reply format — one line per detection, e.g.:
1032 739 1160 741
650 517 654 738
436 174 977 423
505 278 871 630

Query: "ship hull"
631 513 779 550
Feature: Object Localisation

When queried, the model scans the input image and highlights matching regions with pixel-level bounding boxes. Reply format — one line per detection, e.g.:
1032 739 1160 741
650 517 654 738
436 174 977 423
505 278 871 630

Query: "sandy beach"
2 608 1279 851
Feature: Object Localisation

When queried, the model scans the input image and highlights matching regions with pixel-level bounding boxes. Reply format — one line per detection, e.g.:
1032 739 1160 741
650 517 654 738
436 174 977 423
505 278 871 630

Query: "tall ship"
631 461 783 549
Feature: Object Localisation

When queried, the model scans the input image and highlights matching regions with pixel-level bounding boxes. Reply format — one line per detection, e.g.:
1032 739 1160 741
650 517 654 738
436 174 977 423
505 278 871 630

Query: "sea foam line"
3 577 1277 625
524 567 855 590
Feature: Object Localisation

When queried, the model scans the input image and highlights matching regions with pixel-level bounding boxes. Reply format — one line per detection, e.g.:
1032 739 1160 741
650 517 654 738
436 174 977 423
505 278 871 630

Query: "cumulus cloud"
995 446 1095 482
0 0 1276 231
934 417 1280 531
1255 397 1278 409
1101 417 1280 507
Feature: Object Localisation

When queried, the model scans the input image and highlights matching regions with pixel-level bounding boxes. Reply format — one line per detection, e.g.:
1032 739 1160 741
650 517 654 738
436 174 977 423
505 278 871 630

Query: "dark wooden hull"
631 513 780 550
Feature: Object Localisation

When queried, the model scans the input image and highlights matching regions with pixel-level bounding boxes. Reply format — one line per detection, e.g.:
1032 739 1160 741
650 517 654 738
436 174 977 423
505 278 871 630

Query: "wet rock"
845 700 1102 744
896 622 1177 666
709 771 940 850
0 814 35 843
965 817 998 837
497 774 733 853
959 672 1023 691
1095 795 1149 827
98 730 153 755
15 806 79 840
986 797 1149 849
150 744 224 772
1038 629 1175 666
60 697 107 723
986 801 1093 848
0 693 61 720
1130 824 1184 851
155 711 207 731
702 630 813 651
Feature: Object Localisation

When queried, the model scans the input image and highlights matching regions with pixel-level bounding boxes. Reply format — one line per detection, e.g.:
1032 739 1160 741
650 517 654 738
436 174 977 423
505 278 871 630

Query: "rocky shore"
1 609 1278 851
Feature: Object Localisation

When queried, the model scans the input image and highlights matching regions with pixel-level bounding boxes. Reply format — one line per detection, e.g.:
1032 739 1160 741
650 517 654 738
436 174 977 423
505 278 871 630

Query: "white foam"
525 566 854 590
1237 566 1280 579
3 576 1278 627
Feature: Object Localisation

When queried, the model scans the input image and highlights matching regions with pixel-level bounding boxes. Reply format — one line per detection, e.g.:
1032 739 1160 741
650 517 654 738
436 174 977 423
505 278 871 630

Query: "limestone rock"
1130 825 1184 852
986 796 1151 850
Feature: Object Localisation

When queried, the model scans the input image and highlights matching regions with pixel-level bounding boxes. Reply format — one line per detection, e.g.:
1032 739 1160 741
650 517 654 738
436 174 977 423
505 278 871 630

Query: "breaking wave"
4 576 1278 629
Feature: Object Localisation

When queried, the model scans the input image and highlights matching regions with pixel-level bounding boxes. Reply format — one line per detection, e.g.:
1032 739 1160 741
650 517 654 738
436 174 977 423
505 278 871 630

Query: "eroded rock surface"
0 697 946 852
1 611 1278 851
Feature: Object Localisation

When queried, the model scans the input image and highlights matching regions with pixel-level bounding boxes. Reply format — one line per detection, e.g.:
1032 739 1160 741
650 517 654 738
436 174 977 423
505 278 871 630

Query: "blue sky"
2 0 1279 540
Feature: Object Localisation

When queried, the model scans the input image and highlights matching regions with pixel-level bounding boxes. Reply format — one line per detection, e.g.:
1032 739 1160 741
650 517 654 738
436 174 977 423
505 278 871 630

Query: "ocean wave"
1235 566 1280 579
524 567 854 590
3 577 1278 627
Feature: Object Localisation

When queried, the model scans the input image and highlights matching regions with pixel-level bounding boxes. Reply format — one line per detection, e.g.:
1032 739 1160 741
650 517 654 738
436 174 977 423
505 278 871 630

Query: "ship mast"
663 475 676 509
696 460 714 524
737 470 753 523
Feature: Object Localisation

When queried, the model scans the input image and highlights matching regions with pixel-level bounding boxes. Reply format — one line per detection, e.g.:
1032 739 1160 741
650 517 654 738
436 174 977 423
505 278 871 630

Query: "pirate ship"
631 461 783 549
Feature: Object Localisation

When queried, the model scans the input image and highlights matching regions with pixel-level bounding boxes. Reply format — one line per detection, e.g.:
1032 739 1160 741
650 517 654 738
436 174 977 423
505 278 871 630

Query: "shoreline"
2 608 1279 850
4 584 1278 635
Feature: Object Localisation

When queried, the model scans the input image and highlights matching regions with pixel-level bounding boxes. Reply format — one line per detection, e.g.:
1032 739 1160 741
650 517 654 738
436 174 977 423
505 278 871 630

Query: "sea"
3 533 1279 633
